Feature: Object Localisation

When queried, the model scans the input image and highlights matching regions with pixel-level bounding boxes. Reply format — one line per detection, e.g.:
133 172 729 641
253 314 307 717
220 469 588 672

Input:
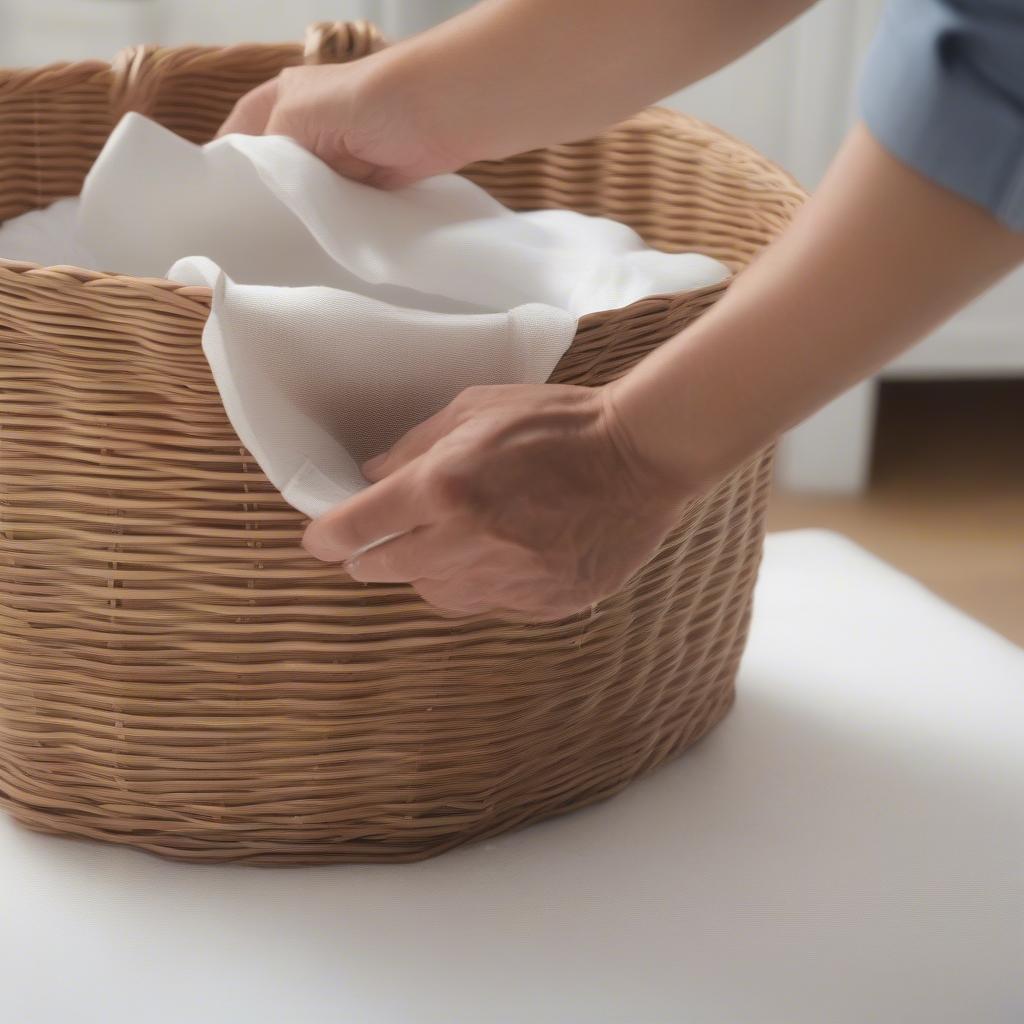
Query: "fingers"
301 463 439 562
218 78 278 137
345 526 586 622
410 578 575 623
345 521 479 583
215 71 421 188
363 166 420 190
411 578 503 618
362 403 461 482
295 126 383 184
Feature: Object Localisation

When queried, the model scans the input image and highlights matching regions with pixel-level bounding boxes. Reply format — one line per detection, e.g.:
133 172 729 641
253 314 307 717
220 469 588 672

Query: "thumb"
218 77 278 137
362 403 462 482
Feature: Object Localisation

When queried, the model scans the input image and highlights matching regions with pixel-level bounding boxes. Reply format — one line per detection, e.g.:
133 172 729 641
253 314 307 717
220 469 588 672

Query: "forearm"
608 123 1024 491
368 0 816 165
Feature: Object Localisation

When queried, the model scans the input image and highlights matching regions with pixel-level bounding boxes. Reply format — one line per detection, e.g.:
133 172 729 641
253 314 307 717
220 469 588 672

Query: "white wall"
0 0 159 65
147 1 478 47
0 0 864 185
0 0 475 63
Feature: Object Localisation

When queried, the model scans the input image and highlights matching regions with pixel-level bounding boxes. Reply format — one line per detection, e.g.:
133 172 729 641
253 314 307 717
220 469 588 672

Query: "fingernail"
361 453 386 479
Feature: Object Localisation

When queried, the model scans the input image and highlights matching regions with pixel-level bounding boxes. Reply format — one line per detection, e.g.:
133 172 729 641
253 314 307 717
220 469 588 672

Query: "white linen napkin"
0 113 730 518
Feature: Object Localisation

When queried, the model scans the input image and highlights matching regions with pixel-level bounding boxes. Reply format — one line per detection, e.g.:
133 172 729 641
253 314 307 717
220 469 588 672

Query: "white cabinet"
667 0 1024 491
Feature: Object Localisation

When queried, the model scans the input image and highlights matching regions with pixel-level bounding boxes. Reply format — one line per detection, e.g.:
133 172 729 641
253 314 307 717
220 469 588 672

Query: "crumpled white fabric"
0 112 729 518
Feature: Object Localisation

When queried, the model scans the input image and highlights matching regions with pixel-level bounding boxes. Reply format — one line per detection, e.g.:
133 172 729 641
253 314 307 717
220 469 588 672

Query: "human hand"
300 383 691 621
217 55 468 188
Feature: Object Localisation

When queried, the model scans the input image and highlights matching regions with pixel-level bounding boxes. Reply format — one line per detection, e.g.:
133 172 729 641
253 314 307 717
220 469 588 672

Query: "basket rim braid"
0 21 806 864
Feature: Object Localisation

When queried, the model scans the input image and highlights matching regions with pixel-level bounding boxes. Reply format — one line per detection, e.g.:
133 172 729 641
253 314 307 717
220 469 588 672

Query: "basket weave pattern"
0 23 805 863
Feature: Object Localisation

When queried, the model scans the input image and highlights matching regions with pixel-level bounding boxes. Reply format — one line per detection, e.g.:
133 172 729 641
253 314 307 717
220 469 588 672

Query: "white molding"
884 327 1024 378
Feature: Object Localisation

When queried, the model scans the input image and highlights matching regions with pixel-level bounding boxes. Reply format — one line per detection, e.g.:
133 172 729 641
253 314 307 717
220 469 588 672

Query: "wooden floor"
767 378 1024 647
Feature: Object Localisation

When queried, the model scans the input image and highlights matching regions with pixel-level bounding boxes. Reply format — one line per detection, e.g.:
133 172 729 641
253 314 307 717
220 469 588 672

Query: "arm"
607 122 1024 494
294 0 1024 621
374 0 817 163
220 0 815 185
301 123 1024 619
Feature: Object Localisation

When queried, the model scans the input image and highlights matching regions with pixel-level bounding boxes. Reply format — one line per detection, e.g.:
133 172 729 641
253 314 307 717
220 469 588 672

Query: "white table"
2 530 1021 1023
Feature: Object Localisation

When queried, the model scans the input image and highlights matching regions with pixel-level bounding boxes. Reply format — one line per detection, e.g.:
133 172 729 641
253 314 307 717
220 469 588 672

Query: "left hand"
300 383 690 621
217 55 472 188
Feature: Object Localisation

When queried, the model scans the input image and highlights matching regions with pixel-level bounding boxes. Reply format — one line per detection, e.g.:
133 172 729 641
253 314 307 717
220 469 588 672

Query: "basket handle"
303 20 387 64
109 21 385 125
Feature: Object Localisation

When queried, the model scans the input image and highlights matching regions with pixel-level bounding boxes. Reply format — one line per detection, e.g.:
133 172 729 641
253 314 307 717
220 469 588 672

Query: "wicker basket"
0 22 806 864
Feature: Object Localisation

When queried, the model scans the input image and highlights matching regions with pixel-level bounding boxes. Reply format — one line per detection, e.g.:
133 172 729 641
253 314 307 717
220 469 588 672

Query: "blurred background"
1 0 1020 642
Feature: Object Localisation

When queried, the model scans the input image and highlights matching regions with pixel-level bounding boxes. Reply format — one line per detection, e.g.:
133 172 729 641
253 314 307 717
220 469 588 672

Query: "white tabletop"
2 530 1022 1024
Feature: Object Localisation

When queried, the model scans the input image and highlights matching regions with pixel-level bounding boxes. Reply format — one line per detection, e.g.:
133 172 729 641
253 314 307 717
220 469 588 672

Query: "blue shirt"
860 0 1024 230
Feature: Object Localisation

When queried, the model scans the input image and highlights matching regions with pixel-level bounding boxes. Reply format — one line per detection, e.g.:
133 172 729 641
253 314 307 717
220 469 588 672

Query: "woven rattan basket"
0 21 806 864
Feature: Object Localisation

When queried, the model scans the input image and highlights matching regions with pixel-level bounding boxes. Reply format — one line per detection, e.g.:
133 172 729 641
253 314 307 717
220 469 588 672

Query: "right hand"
217 55 469 189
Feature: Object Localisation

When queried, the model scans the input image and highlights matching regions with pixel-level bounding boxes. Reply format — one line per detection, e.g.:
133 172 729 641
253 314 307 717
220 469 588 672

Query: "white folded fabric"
0 196 98 270
0 113 729 518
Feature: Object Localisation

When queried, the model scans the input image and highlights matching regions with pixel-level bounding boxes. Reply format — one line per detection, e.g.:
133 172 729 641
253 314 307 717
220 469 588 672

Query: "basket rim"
0 103 806 329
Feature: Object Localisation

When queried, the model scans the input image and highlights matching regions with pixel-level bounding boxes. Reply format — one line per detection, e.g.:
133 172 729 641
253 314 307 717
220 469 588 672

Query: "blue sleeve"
859 0 1024 231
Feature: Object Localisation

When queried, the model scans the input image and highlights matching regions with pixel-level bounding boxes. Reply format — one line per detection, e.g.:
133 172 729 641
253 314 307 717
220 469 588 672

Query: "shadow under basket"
0 22 806 864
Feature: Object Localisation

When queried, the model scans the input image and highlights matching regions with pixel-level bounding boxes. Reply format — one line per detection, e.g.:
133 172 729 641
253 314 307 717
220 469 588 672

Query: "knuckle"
232 91 258 116
413 581 457 614
452 384 490 411
429 464 473 507
448 390 474 414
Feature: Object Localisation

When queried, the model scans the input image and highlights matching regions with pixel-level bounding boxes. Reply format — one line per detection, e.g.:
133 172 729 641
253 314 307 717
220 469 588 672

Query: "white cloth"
1 531 1021 1024
0 112 729 517
0 196 96 269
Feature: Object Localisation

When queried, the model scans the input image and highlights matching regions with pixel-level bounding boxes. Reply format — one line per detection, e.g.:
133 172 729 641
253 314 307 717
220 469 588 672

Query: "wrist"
601 375 720 505
356 36 485 173
603 318 761 500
